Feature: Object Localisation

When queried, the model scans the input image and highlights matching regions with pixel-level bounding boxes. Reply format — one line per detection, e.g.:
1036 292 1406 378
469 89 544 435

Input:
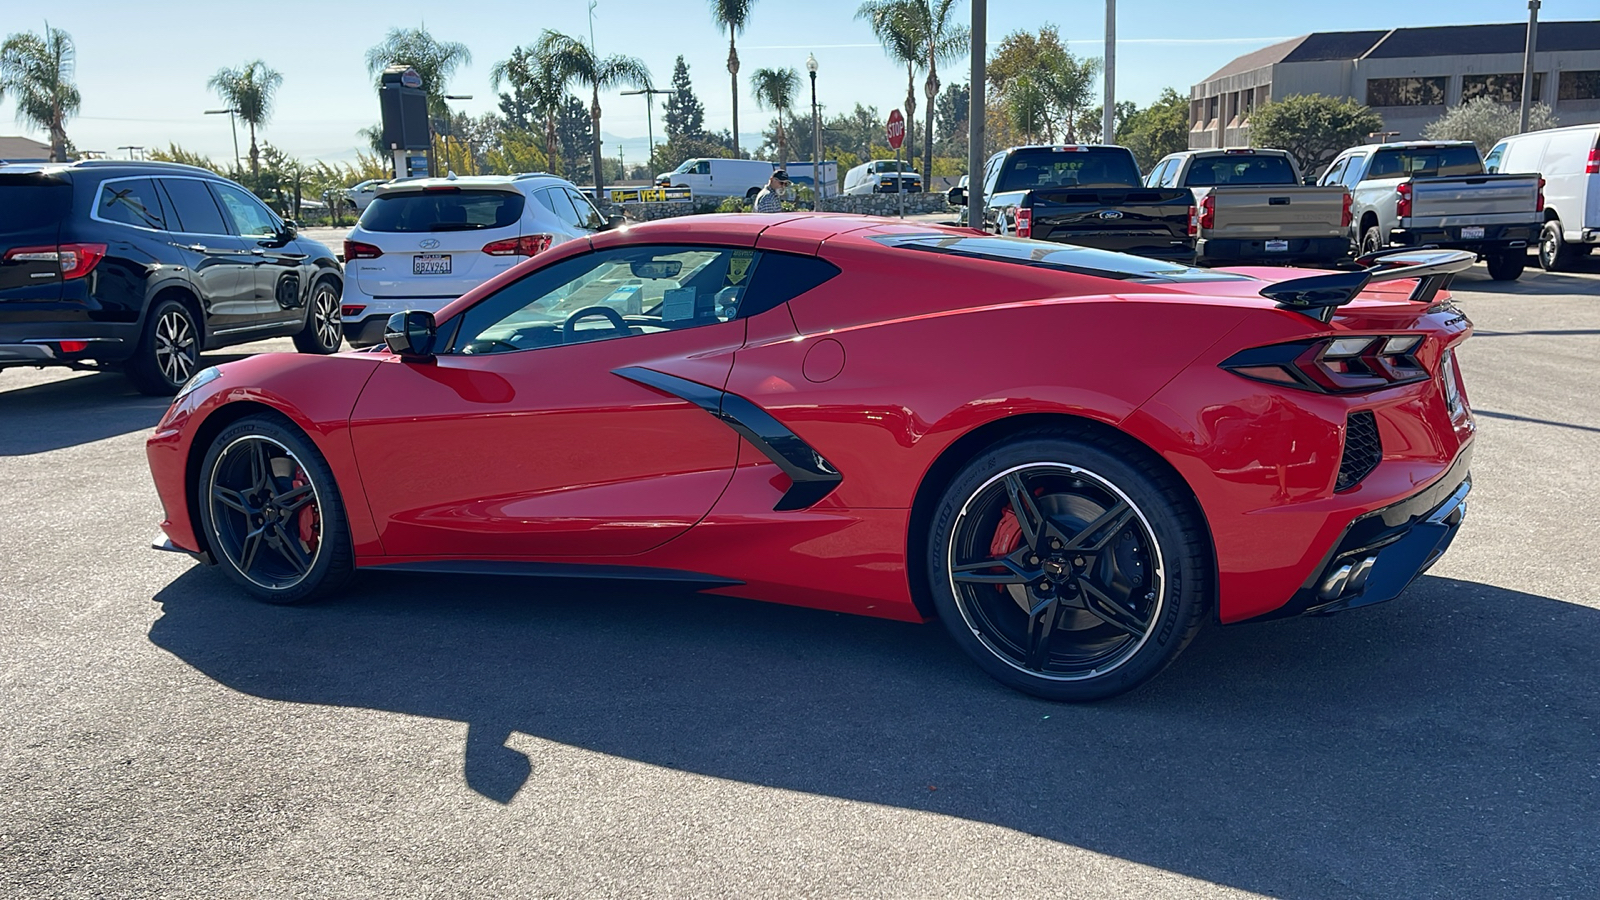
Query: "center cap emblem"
1043 559 1070 579
419 238 440 250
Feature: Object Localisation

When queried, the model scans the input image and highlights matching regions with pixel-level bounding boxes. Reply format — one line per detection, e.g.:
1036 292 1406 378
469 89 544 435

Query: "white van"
654 158 776 199
843 160 923 195
1486 124 1600 271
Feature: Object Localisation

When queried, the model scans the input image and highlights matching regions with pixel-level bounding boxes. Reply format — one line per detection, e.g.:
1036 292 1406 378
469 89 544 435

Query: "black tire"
745 186 761 200
1485 251 1526 281
1539 220 1574 272
293 277 344 354
196 413 353 605
124 297 201 396
926 429 1211 701
1359 225 1383 257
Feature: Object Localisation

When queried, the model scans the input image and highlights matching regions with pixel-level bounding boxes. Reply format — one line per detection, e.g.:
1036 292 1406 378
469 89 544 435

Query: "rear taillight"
1187 205 1197 237
1014 208 1032 239
343 240 383 260
1586 148 1599 175
1220 334 1430 394
341 305 366 318
1396 182 1412 219
3 243 106 279
1537 176 1545 213
1340 192 1353 228
58 341 89 353
481 234 554 256
1199 194 1216 231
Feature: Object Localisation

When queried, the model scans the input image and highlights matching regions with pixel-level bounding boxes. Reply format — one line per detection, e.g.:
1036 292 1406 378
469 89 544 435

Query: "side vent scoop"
1261 248 1477 321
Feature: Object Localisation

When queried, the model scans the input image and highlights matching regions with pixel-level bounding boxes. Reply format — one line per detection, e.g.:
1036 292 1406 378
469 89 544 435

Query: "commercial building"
1189 21 1600 150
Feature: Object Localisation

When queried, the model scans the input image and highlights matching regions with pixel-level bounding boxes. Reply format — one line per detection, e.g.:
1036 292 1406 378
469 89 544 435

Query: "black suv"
0 160 345 395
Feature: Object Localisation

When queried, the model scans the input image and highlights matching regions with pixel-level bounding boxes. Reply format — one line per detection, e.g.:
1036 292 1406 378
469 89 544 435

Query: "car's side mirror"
602 213 625 231
1304 176 1318 186
947 187 967 206
384 311 438 359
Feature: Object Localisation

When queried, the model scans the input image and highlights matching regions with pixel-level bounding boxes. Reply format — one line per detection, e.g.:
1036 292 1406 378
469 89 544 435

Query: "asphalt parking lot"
2 258 1597 899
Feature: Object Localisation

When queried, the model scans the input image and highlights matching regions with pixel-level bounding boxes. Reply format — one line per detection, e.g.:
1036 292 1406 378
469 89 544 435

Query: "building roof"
0 135 51 161
1200 21 1600 84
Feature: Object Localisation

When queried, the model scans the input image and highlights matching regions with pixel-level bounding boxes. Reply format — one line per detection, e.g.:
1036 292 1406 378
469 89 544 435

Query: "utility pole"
1519 0 1541 133
205 108 241 175
1102 0 1116 144
967 0 986 229
621 87 675 169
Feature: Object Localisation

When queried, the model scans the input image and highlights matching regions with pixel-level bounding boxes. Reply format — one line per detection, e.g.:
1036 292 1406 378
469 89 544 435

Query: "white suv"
340 173 616 346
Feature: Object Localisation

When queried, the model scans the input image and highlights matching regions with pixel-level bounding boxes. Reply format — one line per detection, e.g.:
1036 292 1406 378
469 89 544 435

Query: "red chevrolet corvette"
147 214 1475 700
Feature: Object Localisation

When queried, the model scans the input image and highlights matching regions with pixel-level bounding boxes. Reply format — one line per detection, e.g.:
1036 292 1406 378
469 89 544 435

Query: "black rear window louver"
1336 411 1382 492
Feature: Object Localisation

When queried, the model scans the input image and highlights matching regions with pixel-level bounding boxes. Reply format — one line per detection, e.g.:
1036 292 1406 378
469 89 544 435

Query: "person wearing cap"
753 169 789 213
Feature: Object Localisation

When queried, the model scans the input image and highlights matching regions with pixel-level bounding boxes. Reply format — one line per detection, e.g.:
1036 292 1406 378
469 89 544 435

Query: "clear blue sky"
2 0 1593 165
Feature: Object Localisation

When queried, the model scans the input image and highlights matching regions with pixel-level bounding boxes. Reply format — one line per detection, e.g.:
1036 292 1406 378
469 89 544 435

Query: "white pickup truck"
1320 141 1543 280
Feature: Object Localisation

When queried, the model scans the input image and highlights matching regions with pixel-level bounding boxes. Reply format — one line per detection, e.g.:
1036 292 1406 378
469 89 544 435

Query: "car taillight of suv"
3 243 107 279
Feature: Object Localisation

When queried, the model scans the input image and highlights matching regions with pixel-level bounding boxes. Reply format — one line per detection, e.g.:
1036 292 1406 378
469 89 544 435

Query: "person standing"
753 169 789 213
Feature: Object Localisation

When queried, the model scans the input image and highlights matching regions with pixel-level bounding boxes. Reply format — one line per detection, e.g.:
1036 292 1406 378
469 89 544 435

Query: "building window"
1559 70 1600 101
1461 73 1545 103
1366 77 1447 107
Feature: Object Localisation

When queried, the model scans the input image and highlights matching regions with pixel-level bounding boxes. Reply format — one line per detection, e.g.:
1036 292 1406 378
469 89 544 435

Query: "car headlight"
173 366 223 404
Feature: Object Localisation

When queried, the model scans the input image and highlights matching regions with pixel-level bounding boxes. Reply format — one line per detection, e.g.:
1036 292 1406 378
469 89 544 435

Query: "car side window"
158 178 231 235
537 188 585 229
1159 159 1183 188
1483 143 1506 173
694 161 710 175
210 182 280 238
448 245 762 355
563 188 606 230
97 178 167 230
1339 156 1367 188
1319 159 1347 187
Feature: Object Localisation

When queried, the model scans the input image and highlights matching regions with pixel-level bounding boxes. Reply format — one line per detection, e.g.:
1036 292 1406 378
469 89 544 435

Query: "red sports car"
147 214 1475 700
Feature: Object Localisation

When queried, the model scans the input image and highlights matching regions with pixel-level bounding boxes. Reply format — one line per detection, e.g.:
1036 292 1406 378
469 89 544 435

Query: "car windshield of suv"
869 233 1251 283
997 149 1142 192
361 188 526 232
1367 146 1484 178
0 176 70 234
1184 155 1297 186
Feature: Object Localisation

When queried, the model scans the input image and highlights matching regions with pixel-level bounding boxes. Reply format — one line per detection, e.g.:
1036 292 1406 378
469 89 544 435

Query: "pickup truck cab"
958 144 1195 263
1147 148 1351 266
1321 140 1542 280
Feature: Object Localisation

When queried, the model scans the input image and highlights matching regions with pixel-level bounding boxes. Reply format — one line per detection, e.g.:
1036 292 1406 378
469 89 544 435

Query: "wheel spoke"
1062 501 1133 553
1078 578 1149 636
1003 472 1046 551
271 523 311 574
952 550 1036 585
212 485 250 513
249 441 273 492
1024 596 1062 671
238 525 265 574
275 483 315 512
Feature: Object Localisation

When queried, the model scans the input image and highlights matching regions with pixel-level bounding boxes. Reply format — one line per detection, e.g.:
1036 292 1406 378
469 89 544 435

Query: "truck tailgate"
1410 174 1540 225
1203 185 1347 239
1028 188 1193 255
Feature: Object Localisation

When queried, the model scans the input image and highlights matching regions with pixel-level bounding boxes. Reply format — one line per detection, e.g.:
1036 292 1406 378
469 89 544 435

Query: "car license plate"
413 254 452 275
1460 226 1485 240
1265 240 1289 252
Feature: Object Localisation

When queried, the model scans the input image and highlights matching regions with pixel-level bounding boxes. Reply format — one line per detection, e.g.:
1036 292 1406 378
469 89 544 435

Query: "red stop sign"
886 109 905 150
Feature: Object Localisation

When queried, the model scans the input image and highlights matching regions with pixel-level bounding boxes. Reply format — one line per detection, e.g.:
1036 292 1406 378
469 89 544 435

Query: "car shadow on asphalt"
1451 258 1599 296
147 568 1599 897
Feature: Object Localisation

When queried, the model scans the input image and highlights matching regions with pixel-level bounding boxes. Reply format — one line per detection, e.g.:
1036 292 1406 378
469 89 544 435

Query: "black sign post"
379 65 431 178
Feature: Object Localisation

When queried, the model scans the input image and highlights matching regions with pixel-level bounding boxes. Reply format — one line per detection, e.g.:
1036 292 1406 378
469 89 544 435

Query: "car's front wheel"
293 278 343 354
124 297 200 396
927 430 1211 701
197 414 353 604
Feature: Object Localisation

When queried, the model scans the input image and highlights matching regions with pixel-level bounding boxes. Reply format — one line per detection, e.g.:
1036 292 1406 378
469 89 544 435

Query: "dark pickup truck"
950 145 1195 263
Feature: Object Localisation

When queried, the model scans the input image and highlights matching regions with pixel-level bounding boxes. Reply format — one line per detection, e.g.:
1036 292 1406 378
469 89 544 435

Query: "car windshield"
0 177 70 234
997 148 1142 192
673 159 700 174
360 188 525 232
873 161 914 174
1367 146 1484 178
1184 155 1298 186
869 233 1251 283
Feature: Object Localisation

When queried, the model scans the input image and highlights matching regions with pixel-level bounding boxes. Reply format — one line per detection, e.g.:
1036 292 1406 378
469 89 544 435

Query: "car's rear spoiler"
1260 247 1477 321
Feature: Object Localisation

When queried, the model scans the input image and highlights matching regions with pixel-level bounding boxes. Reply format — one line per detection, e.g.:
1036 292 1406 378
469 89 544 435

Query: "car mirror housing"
384 311 438 359
947 187 967 207
603 213 625 231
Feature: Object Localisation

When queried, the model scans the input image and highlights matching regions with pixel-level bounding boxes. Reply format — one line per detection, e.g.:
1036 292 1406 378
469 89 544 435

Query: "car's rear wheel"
1359 225 1384 258
1485 251 1526 281
197 414 353 605
927 430 1210 701
1539 220 1575 272
125 297 200 396
292 278 343 354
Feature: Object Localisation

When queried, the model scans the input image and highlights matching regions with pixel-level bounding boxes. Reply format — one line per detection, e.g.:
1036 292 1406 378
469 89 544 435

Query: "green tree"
0 23 81 161
749 66 799 163
857 0 921 164
207 60 283 176
1424 97 1559 154
557 94 595 183
364 26 472 120
934 81 969 155
1077 100 1136 146
1115 89 1188 170
709 0 757 158
491 46 564 175
664 56 706 139
988 25 1099 142
1249 94 1385 176
535 29 650 195
148 143 224 174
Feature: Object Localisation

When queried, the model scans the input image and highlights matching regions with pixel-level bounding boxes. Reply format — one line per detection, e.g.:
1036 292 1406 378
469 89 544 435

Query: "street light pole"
967 0 986 230
621 87 675 172
1519 0 1541 133
205 108 241 175
1102 0 1116 144
807 54 821 210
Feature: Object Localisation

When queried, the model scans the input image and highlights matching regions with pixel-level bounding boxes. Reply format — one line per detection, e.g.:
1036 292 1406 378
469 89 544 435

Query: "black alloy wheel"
198 415 352 604
293 278 344 354
928 431 1210 701
125 298 200 396
1539 221 1571 272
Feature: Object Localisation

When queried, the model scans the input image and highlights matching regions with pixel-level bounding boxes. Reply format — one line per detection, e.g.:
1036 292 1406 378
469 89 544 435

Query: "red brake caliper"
292 470 319 552
991 509 1024 560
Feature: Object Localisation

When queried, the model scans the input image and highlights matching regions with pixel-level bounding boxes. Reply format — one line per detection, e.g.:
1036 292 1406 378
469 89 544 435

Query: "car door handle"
250 248 265 256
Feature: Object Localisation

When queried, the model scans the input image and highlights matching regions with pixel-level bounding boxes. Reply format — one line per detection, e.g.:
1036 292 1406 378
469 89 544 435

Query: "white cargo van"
654 158 776 199
843 160 923 195
1486 124 1600 271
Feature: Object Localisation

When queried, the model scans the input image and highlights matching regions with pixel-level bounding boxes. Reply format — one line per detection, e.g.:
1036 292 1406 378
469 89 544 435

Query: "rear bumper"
340 280 456 348
1197 236 1350 264
1242 447 1472 622
0 321 137 368
1390 222 1538 253
344 315 391 348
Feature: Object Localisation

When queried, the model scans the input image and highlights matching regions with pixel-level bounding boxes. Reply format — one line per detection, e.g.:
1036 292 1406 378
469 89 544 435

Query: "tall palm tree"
749 67 799 164
856 0 920 164
0 23 81 162
534 30 650 195
908 0 969 179
207 61 282 177
709 0 756 158
364 26 472 120
490 46 565 176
